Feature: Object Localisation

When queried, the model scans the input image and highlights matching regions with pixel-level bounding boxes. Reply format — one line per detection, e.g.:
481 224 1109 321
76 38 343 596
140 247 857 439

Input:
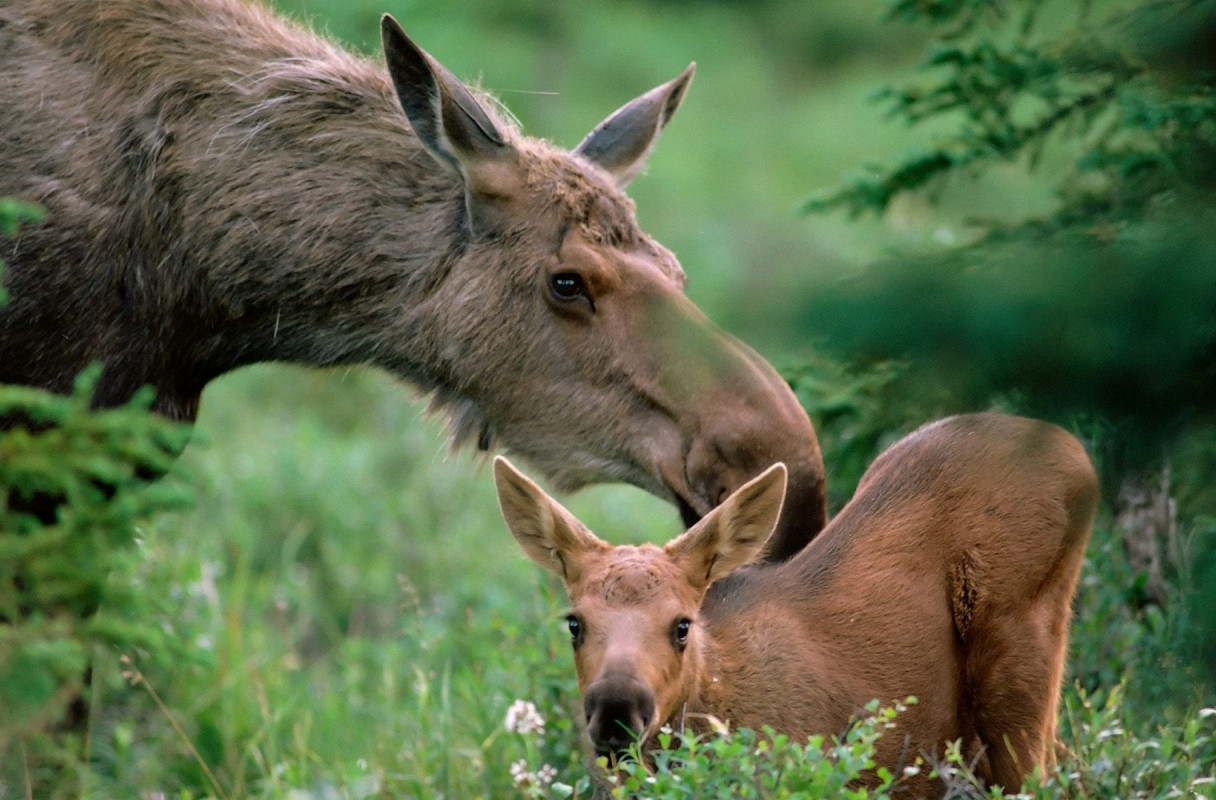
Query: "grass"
70 365 637 798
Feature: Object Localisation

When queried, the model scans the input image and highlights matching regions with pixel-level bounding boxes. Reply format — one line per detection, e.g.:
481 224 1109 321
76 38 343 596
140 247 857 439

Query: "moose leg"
965 601 1069 790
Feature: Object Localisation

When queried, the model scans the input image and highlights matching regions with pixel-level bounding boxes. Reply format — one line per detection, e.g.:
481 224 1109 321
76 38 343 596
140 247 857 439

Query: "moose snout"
683 378 826 561
583 676 655 756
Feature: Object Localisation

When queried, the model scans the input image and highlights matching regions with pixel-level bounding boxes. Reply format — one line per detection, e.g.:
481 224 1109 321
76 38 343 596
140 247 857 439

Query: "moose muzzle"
583 673 656 757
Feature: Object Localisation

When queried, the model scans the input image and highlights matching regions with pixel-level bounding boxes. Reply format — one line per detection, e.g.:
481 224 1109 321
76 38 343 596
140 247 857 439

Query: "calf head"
382 18 823 558
493 456 787 757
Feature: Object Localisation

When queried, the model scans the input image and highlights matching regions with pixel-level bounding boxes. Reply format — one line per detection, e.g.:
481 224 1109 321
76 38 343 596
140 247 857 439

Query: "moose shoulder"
495 413 1099 796
0 0 825 556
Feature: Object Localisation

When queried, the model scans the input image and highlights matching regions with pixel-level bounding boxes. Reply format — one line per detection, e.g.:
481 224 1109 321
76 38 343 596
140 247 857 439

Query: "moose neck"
679 564 843 739
680 626 739 729
44 8 474 418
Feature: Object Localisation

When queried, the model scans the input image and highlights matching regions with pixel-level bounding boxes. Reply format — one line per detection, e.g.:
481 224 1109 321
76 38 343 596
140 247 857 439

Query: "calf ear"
667 463 787 591
576 64 694 187
493 457 608 585
381 16 517 206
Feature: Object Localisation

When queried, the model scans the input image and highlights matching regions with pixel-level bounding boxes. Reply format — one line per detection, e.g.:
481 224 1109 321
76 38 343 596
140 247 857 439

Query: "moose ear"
575 63 694 187
493 457 609 585
666 463 787 591
381 15 516 198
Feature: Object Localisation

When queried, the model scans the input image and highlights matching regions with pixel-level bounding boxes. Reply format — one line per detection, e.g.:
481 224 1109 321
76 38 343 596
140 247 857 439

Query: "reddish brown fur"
496 413 1099 796
0 0 825 553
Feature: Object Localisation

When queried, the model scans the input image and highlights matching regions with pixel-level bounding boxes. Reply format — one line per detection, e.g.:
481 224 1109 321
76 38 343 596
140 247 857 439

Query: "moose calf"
495 413 1098 796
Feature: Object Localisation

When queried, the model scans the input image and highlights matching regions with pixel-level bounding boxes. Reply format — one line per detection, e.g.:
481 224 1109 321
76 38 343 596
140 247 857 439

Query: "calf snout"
583 676 655 756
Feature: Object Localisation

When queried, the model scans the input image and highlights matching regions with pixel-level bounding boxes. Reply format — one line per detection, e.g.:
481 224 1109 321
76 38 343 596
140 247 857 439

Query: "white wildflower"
510 759 532 788
536 764 557 785
504 699 545 735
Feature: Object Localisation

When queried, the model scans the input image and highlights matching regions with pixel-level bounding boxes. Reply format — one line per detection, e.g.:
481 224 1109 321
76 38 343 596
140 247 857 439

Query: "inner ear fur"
666 463 788 589
493 456 608 584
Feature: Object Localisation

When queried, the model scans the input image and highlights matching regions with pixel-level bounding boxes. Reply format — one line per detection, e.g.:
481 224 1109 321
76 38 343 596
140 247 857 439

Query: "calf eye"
565 615 583 646
673 617 692 647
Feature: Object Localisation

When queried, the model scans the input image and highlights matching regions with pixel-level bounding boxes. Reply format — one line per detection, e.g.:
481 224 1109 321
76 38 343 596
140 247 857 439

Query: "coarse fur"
496 413 1100 796
0 0 825 553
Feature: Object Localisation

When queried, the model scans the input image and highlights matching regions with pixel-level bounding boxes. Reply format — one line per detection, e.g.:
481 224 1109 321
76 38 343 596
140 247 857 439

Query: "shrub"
604 703 908 800
0 365 192 791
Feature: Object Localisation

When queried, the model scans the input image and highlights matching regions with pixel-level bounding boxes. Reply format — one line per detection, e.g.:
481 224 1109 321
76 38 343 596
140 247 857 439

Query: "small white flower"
504 699 546 735
536 764 557 785
510 759 532 788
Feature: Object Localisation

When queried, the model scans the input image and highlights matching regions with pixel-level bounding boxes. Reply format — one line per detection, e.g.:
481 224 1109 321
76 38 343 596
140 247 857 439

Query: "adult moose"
495 413 1099 796
0 0 824 556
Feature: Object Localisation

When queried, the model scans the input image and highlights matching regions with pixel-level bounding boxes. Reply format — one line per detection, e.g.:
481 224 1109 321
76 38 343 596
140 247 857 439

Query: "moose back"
0 0 825 553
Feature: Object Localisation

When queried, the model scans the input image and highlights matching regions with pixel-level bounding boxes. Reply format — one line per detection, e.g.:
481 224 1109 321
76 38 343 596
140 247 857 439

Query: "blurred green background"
5 0 1214 797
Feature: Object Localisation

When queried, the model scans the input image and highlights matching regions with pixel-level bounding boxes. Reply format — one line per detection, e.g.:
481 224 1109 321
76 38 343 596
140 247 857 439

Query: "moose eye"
548 272 593 309
566 615 583 645
673 617 692 647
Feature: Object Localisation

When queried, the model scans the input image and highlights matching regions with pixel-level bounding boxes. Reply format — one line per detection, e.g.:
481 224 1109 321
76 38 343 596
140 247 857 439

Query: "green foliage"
1044 686 1216 799
807 0 1216 227
500 687 1216 799
1069 520 1197 719
932 686 1216 799
783 354 926 507
6 369 1206 798
602 701 908 799
0 197 43 237
0 196 44 305
799 1 1216 422
799 1 1216 441
792 225 1216 450
0 366 192 784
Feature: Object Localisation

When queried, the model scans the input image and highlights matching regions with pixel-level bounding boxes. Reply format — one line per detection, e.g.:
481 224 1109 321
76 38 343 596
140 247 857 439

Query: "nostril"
638 695 655 731
585 679 657 753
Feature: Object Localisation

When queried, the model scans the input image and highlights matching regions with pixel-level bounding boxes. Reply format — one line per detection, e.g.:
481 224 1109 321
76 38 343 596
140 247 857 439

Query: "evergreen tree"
798 0 1216 696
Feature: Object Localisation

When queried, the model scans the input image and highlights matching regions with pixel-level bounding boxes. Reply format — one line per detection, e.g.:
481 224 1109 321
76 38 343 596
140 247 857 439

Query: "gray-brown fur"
497 413 1100 796
0 0 826 552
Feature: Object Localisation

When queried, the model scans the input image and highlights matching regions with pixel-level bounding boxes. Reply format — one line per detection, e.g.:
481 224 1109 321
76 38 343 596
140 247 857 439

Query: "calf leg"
966 600 1069 789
